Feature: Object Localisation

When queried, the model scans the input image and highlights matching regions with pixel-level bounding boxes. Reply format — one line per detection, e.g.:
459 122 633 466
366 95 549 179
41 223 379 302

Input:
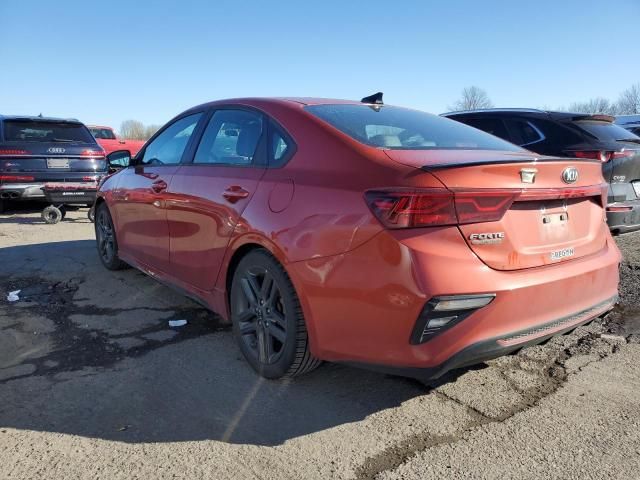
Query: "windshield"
575 120 640 143
89 127 116 140
305 104 525 151
3 120 95 143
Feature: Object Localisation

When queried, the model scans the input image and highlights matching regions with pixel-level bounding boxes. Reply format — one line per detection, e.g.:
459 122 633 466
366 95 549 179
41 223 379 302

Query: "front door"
113 113 202 272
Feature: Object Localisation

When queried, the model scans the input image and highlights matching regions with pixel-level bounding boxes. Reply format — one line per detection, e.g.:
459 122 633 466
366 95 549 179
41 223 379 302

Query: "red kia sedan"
94 95 620 380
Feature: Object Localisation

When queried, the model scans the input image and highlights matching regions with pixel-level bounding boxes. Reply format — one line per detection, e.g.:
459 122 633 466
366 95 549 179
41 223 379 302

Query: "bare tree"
144 124 162 139
119 120 147 140
616 83 640 114
448 86 494 111
567 97 618 115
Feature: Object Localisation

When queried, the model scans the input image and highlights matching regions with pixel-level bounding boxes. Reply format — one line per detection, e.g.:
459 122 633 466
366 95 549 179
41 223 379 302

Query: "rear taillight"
81 148 106 158
0 149 29 156
571 150 611 163
611 150 636 160
0 175 35 182
365 189 518 229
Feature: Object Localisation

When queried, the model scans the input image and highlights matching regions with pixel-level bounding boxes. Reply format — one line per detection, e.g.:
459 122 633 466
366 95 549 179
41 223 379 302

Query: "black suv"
443 109 640 234
0 115 106 212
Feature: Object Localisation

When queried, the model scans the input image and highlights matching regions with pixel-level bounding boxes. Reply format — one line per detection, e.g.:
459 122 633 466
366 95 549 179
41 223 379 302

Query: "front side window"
194 110 263 165
504 119 545 146
140 113 202 165
305 105 523 151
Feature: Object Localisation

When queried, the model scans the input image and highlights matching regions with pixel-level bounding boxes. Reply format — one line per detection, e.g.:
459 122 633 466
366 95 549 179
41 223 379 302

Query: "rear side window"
305 105 523 151
194 110 263 166
3 120 94 143
140 113 202 166
504 119 545 146
460 118 509 141
574 121 640 142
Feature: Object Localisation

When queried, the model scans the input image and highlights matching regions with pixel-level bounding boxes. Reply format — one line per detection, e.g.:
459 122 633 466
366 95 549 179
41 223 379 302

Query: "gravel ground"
0 204 639 479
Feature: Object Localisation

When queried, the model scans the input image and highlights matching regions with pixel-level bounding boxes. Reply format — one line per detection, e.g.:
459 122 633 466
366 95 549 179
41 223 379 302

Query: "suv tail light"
570 150 611 163
81 148 106 158
0 149 29 156
365 188 518 229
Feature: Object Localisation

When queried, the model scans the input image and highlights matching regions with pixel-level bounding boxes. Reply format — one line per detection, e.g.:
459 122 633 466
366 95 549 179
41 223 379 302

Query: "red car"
94 95 620 380
88 125 145 157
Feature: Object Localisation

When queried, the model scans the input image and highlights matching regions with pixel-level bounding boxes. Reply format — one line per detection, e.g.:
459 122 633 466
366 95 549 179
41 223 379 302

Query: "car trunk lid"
385 150 609 271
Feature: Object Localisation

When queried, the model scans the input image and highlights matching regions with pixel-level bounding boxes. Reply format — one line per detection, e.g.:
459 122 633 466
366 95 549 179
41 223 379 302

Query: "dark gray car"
443 109 640 234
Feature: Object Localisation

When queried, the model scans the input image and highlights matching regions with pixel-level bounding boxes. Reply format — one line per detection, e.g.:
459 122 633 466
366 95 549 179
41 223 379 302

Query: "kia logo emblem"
47 147 66 154
562 167 578 184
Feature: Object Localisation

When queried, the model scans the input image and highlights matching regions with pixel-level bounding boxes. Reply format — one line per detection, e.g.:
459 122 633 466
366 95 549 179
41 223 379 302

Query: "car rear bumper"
288 227 621 378
346 295 617 380
0 183 45 199
607 200 640 234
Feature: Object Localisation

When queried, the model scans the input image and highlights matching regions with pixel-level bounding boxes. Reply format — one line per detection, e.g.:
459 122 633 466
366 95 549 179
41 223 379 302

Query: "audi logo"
562 167 578 184
47 147 66 154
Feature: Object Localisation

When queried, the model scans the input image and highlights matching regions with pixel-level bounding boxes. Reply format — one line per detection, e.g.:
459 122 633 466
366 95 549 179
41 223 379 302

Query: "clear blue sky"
1 0 638 131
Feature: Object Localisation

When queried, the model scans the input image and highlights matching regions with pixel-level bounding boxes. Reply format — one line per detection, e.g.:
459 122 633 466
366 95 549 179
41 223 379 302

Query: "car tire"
230 249 321 379
0 199 6 214
95 203 128 270
42 205 63 224
87 206 95 223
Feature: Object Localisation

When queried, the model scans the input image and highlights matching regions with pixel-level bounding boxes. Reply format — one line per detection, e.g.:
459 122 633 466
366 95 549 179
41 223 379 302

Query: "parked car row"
92 94 622 380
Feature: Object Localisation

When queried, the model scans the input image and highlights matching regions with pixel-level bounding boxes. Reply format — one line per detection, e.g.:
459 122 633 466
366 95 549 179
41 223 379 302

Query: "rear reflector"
365 185 606 229
0 175 35 182
411 294 495 344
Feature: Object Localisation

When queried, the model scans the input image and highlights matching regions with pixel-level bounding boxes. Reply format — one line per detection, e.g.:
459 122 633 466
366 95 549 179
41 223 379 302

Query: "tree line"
119 120 162 140
448 83 640 115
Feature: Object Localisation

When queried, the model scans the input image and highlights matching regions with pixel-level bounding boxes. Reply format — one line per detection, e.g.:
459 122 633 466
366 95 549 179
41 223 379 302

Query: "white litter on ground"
6 290 21 302
168 319 188 327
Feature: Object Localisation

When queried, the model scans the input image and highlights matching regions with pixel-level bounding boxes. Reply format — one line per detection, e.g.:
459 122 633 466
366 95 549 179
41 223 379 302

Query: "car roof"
442 108 615 123
181 97 375 114
0 114 82 123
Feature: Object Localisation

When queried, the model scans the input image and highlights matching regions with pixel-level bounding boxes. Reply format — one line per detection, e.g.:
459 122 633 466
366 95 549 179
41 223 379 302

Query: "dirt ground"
1 204 639 480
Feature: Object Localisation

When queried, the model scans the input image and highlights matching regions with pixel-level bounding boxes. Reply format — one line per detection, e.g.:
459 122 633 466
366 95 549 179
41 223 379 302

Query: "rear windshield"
3 120 95 143
574 121 640 143
305 104 524 151
89 127 116 140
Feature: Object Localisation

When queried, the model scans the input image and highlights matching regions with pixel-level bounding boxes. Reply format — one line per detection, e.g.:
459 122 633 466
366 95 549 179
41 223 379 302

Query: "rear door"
167 108 268 291
112 113 203 273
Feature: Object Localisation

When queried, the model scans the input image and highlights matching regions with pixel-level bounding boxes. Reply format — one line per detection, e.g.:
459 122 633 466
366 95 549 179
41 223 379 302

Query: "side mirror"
107 150 131 171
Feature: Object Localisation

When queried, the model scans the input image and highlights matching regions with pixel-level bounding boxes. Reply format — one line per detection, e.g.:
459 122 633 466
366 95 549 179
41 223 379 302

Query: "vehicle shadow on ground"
0 240 468 446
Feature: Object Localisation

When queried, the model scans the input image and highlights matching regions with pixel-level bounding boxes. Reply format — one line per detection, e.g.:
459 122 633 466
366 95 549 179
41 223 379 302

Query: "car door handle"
150 180 167 193
223 186 250 203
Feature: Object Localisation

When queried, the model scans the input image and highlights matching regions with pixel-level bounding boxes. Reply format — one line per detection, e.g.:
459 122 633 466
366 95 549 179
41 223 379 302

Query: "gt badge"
469 232 505 245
